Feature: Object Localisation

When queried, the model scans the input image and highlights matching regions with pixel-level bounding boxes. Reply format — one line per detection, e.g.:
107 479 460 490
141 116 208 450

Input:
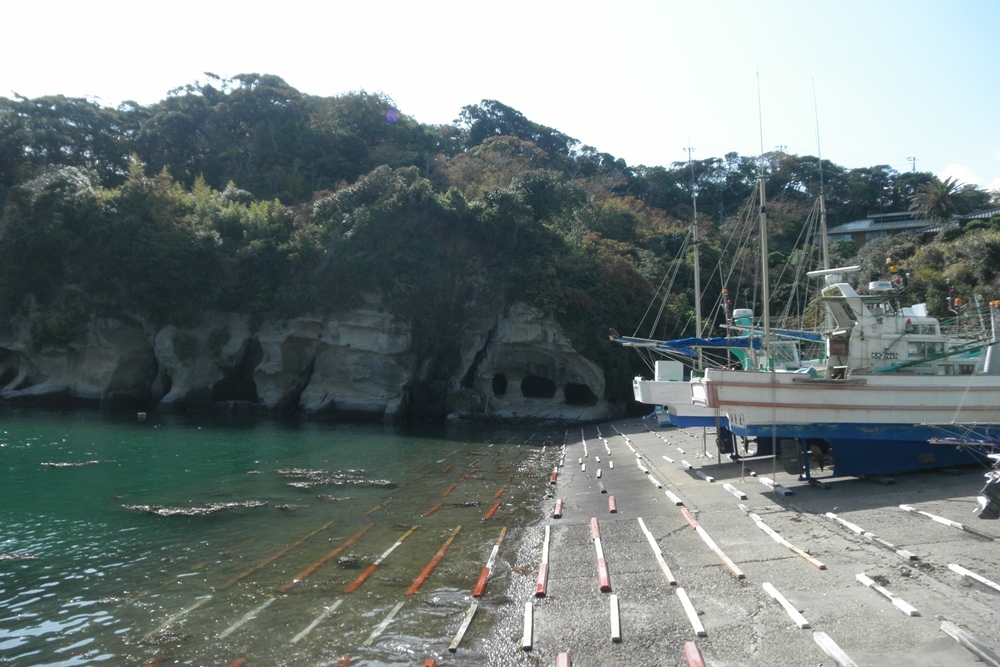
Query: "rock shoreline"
0 300 620 424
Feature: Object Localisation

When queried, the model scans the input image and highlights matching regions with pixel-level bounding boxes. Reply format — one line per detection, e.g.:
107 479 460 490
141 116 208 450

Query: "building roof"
828 207 1000 239
959 207 1000 221
827 212 931 235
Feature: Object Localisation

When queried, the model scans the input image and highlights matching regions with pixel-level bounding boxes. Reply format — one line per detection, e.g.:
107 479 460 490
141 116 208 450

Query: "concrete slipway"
464 420 1000 667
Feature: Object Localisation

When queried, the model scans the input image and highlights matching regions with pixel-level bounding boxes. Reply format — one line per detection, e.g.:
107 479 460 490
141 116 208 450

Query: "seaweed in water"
122 500 268 516
275 467 395 489
41 461 101 467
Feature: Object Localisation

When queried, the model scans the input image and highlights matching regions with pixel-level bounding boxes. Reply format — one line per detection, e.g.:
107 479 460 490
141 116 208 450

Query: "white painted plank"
762 582 810 629
814 631 858 667
676 587 707 637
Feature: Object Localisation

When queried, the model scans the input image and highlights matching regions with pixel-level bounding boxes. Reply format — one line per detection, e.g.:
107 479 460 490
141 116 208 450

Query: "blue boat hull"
669 413 728 429
738 422 991 477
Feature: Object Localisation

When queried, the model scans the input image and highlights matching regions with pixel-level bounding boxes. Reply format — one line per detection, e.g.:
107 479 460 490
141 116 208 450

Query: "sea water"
0 408 558 666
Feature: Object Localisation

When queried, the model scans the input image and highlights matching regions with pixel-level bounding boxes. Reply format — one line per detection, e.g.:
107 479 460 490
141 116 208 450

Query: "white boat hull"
695 369 1000 434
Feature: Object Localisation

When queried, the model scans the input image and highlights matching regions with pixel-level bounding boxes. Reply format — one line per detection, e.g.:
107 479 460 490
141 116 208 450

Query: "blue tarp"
612 328 823 357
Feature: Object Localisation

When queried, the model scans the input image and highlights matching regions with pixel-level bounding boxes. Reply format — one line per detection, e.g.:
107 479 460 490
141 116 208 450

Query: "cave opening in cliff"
492 373 508 396
521 375 556 399
564 383 598 406
211 339 262 403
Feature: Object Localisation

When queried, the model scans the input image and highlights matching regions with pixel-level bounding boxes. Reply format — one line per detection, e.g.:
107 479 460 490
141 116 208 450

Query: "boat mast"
757 76 772 370
687 147 703 371
814 80 829 271
758 170 772 369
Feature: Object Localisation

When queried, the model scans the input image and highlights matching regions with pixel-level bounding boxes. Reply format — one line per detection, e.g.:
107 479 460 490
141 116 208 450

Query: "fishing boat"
615 148 820 432
616 312 821 429
692 265 999 478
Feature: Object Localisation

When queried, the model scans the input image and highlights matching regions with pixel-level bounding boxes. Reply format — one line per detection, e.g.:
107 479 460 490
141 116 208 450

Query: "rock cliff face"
0 300 617 423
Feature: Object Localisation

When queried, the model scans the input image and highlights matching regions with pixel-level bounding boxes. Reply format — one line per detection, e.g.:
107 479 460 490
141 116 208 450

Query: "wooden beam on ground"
948 563 1000 594
813 631 858 667
637 517 677 586
520 601 533 651
856 573 920 616
676 587 707 637
941 621 1000 667
609 594 622 643
447 602 478 652
406 526 462 596
762 582 810 629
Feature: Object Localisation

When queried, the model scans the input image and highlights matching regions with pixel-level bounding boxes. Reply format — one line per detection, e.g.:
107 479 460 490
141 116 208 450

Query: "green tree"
909 176 972 221
0 165 104 312
0 95 135 207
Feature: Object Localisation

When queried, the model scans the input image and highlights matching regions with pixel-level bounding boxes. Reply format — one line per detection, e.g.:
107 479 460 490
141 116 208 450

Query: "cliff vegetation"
1 73 998 416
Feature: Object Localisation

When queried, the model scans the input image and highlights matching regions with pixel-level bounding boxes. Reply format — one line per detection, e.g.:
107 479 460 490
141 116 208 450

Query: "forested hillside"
2 73 998 405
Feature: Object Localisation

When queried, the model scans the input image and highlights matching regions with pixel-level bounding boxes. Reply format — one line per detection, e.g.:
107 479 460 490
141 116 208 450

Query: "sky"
5 0 1000 191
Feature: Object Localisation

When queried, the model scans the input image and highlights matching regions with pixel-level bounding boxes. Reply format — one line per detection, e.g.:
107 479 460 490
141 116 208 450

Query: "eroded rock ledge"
0 299 617 424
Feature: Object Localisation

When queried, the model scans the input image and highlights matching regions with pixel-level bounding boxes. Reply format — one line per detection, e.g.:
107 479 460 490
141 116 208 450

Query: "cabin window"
829 338 849 356
959 364 976 375
773 343 799 366
909 341 945 357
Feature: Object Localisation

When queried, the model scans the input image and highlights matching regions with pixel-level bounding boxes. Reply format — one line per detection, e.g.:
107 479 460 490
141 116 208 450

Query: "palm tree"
908 176 971 221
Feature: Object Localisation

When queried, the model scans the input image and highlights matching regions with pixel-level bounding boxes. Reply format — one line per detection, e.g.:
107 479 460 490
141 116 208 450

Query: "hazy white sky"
5 0 999 190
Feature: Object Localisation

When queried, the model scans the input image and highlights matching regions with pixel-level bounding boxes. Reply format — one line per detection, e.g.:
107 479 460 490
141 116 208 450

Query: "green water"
0 408 558 666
